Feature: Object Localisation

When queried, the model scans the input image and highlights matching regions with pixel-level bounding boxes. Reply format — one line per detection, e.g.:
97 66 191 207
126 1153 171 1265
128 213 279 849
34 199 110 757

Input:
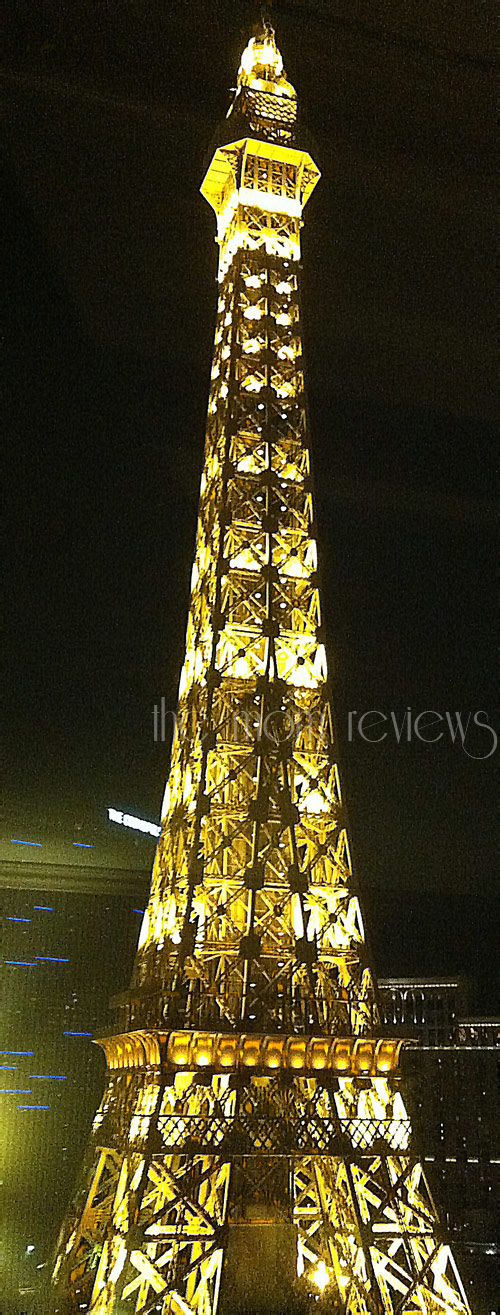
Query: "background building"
379 977 500 1313
0 813 152 1314
379 974 470 1045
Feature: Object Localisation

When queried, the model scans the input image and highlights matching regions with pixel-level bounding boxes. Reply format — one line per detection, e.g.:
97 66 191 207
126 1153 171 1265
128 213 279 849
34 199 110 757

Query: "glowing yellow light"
239 36 284 81
303 789 328 814
127 1251 165 1295
65 1231 76 1256
169 1036 190 1066
239 186 301 218
243 306 262 320
109 1241 127 1284
242 1049 260 1066
311 1261 330 1291
137 908 149 950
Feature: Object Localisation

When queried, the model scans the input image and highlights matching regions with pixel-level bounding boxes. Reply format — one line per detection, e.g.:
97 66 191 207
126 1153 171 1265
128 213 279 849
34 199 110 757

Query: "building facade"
379 978 500 1313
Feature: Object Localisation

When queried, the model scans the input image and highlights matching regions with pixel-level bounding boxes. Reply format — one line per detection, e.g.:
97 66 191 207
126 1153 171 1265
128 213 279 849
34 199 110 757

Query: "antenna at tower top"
258 0 274 38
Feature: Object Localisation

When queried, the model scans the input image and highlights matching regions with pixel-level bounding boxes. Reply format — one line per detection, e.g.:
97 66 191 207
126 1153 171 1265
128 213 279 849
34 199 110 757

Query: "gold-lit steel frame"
130 128 376 1045
53 1048 469 1313
52 29 472 1315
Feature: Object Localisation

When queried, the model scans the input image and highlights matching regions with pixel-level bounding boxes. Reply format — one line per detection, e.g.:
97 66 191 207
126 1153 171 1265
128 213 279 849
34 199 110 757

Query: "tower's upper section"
233 26 297 142
125 24 378 1043
200 25 319 278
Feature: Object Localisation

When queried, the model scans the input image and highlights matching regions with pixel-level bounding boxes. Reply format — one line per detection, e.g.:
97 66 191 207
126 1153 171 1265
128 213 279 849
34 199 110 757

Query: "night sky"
3 1 498 1007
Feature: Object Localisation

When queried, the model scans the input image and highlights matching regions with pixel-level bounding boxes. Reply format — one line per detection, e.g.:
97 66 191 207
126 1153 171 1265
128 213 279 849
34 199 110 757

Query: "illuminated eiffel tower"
52 25 472 1315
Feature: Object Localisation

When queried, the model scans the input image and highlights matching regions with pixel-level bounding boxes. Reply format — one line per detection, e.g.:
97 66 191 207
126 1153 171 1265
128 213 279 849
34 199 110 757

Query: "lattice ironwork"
52 25 472 1315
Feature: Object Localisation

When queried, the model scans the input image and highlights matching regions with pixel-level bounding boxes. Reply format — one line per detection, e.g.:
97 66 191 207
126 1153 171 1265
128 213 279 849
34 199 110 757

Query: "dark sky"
3 0 498 1006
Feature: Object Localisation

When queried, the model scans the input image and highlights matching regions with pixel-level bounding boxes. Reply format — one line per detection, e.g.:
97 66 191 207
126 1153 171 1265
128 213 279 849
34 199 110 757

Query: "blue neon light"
1 1089 32 1094
63 1031 92 1037
30 1074 66 1080
0 1051 34 1056
37 956 69 963
17 1104 49 1110
8 917 32 923
10 839 42 847
4 961 37 966
133 909 145 914
34 906 53 911
0 1065 18 1070
73 842 94 848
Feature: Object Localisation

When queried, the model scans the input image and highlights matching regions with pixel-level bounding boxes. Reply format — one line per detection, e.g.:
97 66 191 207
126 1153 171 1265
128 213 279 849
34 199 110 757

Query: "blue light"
17 1104 49 1110
133 909 144 914
0 1065 18 1070
8 916 32 923
63 1031 92 1037
73 842 94 848
10 839 42 847
4 961 37 967
37 956 69 963
0 1050 34 1056
30 1074 66 1080
1 1090 32 1094
34 906 53 911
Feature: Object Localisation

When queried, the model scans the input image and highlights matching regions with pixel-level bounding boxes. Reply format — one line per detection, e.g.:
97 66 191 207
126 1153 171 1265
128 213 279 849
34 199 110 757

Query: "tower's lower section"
51 1031 470 1315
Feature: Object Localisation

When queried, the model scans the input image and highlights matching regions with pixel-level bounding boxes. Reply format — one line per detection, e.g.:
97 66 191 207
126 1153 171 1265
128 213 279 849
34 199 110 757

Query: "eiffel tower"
52 24 472 1315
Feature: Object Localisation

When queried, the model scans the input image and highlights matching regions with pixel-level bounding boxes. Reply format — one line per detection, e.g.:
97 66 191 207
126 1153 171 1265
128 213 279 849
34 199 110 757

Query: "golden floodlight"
311 1260 330 1291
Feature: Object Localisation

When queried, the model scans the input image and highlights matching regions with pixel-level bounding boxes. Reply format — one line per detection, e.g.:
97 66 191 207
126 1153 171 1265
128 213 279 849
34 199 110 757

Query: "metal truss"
53 1059 469 1314
52 27 472 1315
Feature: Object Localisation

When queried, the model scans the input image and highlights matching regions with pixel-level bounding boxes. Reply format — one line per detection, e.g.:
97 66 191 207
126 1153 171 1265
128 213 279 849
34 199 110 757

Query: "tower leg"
53 1066 471 1315
293 1154 471 1314
85 1154 230 1315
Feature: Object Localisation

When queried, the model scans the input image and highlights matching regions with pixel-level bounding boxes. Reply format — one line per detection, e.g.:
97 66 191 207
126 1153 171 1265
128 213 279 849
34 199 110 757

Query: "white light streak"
107 808 160 838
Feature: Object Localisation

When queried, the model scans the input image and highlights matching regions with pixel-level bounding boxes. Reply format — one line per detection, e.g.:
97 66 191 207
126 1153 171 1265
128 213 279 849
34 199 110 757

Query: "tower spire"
52 27 472 1315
